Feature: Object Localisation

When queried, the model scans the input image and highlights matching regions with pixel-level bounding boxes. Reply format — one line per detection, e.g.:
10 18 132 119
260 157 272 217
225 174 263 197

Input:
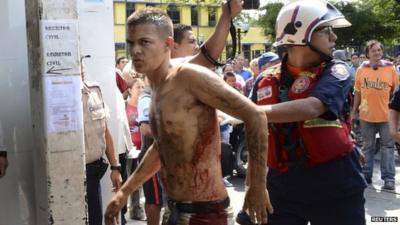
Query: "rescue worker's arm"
351 91 361 122
184 65 272 224
389 109 400 144
260 97 327 123
104 143 161 225
105 126 122 191
189 0 242 67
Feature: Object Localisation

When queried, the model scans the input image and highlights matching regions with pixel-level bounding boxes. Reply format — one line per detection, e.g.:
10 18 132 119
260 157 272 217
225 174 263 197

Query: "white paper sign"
44 76 83 133
41 20 80 76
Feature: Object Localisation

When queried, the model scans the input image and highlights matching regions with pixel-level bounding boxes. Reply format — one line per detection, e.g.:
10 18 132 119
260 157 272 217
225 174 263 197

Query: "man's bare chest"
149 88 216 140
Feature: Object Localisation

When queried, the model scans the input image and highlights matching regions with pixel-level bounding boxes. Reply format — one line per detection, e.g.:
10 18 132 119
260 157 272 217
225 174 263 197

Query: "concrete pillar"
25 0 87 224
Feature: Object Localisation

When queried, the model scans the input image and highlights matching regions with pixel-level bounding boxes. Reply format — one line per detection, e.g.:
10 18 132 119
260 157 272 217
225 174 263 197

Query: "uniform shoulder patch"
291 76 310 93
331 64 350 80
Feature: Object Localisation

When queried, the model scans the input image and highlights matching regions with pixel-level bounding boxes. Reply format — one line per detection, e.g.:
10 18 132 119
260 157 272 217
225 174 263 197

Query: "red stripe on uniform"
152 175 160 204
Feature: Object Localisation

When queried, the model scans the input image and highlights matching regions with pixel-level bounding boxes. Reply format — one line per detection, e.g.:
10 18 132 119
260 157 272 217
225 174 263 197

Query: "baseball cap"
258 52 279 70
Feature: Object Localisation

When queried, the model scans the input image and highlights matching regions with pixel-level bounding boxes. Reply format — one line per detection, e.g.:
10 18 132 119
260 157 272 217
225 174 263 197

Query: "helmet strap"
307 43 332 62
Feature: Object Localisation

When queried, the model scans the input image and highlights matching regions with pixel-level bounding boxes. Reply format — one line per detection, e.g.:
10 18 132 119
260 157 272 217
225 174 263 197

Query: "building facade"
113 0 271 61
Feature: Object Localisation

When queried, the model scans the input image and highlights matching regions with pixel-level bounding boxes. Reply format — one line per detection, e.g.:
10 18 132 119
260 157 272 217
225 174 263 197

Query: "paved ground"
127 153 400 225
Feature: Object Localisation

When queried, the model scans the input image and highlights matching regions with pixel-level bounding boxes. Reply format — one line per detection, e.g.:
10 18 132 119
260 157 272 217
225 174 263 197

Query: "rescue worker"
251 1 367 224
81 62 122 225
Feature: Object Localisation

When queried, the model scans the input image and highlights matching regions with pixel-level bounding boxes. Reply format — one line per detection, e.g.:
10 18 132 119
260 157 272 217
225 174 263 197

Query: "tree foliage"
367 0 400 43
256 2 284 40
333 1 396 49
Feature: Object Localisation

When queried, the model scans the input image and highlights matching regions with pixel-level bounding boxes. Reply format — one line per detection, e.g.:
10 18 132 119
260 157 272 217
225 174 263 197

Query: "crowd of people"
105 1 398 224
99 0 400 224
2 0 399 225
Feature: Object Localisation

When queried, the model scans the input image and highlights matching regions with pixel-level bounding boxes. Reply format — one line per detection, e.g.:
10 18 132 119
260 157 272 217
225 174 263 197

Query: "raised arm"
104 143 161 225
183 65 272 224
189 0 242 67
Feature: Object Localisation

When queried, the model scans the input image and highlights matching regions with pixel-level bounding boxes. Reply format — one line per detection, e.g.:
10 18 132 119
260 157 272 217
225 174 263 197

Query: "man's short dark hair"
365 40 383 59
116 56 127 66
173 24 192 44
223 71 236 81
127 7 173 38
351 53 359 58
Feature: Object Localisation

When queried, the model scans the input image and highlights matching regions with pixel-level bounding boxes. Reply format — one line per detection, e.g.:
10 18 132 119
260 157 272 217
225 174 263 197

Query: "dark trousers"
86 164 103 225
267 150 367 225
119 153 128 225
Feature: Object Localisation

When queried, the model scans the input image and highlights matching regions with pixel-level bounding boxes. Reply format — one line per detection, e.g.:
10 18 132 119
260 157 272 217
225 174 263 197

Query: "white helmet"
275 0 351 47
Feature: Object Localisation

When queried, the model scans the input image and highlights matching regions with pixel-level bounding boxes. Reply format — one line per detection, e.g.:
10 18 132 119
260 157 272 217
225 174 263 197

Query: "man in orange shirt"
351 40 398 190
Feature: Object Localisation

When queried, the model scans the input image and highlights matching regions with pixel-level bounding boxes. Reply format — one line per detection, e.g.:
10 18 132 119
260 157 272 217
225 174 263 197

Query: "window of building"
167 4 180 24
252 50 261 59
265 44 271 52
191 6 198 26
242 45 251 61
126 3 135 19
208 7 216 27
146 3 157 7
115 43 126 58
225 44 234 62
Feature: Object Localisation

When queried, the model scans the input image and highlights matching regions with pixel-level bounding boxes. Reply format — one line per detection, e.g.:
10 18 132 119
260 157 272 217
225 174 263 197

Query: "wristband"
110 164 121 171
0 151 7 157
200 44 225 67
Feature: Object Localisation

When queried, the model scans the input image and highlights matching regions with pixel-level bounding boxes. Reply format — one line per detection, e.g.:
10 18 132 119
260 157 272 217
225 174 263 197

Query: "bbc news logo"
371 216 398 222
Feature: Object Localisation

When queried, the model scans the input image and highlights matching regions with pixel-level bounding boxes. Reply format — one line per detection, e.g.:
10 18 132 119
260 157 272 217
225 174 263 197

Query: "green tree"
333 1 392 49
367 0 400 44
256 2 284 40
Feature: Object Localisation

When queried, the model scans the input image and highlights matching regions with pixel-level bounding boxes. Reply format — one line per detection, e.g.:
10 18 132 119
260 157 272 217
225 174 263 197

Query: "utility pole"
238 28 242 54
197 0 200 44
25 0 87 224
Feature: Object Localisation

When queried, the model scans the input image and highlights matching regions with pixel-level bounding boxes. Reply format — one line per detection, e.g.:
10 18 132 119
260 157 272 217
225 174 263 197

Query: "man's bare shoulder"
171 63 222 85
175 63 212 75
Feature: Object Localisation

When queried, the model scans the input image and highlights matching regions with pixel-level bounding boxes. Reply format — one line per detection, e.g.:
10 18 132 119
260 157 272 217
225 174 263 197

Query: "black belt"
168 197 230 214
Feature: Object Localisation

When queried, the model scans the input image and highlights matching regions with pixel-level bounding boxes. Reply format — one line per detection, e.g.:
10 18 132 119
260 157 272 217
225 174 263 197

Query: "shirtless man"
105 7 272 225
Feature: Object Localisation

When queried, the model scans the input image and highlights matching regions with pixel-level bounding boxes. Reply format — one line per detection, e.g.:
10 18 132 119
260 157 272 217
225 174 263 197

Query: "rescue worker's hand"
0 156 8 178
242 185 273 224
110 170 122 192
222 0 243 19
104 190 128 225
